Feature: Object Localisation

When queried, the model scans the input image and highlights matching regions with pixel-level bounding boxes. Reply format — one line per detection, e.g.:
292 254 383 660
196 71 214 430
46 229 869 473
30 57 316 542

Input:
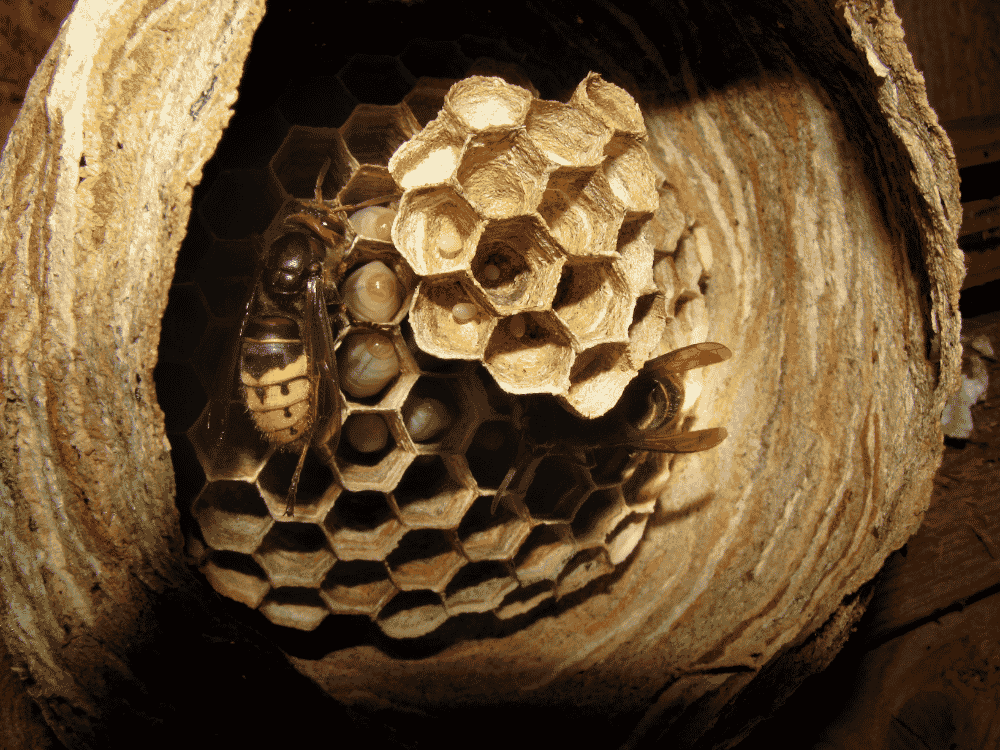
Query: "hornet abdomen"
240 316 312 446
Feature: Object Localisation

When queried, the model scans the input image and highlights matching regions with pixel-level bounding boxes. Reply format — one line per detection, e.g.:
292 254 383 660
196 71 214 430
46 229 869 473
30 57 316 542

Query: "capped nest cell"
164 72 731 639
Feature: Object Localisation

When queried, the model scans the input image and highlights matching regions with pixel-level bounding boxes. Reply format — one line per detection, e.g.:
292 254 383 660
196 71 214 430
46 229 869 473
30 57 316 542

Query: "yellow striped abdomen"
240 317 312 446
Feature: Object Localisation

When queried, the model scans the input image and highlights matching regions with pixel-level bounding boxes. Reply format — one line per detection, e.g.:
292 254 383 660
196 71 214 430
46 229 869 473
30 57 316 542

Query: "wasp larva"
344 412 390 453
508 314 526 338
402 397 452 442
451 302 478 323
341 261 403 323
348 206 396 241
436 217 462 258
338 332 400 398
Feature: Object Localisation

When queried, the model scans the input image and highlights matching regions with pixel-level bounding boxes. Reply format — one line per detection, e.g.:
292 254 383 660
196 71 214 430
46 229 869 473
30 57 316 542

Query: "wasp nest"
391 74 662 417
173 72 720 639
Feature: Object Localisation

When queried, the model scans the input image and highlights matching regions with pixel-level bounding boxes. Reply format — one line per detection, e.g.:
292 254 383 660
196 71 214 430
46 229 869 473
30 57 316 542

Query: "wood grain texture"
0 0 265 746
866 311 1000 643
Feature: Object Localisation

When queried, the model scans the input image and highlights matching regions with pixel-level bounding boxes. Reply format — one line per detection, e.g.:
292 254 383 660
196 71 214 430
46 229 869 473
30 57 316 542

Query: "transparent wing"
609 426 728 453
284 274 341 516
645 342 733 377
205 268 261 445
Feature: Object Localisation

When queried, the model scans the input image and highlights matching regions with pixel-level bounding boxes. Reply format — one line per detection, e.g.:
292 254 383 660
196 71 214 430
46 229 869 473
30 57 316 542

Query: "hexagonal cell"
553 260 634 351
444 561 517 615
468 216 564 315
602 140 659 218
338 164 401 213
388 116 468 191
339 411 395 459
259 587 328 632
606 513 651 565
410 276 496 361
495 580 555 620
155 361 207 434
320 560 396 617
571 487 628 549
399 39 471 80
337 434 414 500
338 54 415 105
392 186 484 275
403 77 456 127
456 131 550 219
457 496 532 562
325 491 405 562
158 284 208 362
513 525 576 586
337 330 411 405
187 388 272 485
392 455 475 529
470 363 519 418
569 73 646 141
450 363 517 448
257 449 337 520
537 168 625 259
557 547 615 598
376 589 448 639
444 76 532 132
465 420 520 490
522 456 594 524
254 522 336 589
197 169 274 240
524 99 611 168
269 126 354 201
201 550 270 609
615 220 658 297
341 103 422 167
399 319 468 374
192 480 273 554
386 529 464 592
275 75 356 129
400 374 467 451
337 254 413 328
564 343 634 419
483 312 574 396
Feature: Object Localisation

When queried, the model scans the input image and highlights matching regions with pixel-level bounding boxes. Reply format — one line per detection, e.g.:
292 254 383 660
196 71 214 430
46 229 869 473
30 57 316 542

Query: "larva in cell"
338 332 400 398
403 397 452 442
341 261 403 323
344 412 390 453
436 217 463 258
348 206 396 241
451 302 478 323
